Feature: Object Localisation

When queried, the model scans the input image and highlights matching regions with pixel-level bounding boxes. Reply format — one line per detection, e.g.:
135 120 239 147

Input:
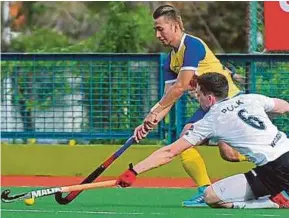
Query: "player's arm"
154 83 175 121
254 94 289 115
135 115 214 175
232 73 246 85
133 53 175 142
155 69 195 111
143 38 205 127
117 118 214 187
116 137 194 188
116 137 195 188
134 83 175 142
133 137 193 174
225 66 246 86
138 69 196 138
134 83 173 143
218 141 242 162
271 98 289 114
135 81 196 142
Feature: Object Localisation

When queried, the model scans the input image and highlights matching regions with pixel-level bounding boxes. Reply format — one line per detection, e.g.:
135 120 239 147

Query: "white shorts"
211 174 255 203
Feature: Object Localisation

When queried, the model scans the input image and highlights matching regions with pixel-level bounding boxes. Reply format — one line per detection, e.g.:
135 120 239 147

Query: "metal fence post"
249 62 257 93
249 1 258 53
245 61 251 93
159 53 165 140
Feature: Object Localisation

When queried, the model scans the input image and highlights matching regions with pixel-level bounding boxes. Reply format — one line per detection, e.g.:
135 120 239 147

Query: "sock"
181 147 211 187
233 198 279 209
238 153 248 162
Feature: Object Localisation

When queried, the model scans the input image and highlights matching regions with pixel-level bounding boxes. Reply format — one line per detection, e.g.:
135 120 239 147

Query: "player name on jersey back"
220 99 244 114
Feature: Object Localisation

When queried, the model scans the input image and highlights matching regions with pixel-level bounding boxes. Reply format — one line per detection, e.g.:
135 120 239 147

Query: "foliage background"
2 1 248 53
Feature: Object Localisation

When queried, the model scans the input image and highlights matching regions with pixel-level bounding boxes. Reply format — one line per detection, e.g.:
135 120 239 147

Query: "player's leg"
181 143 210 207
218 141 248 162
181 124 211 188
218 143 289 201
204 174 280 209
205 155 289 209
180 107 211 207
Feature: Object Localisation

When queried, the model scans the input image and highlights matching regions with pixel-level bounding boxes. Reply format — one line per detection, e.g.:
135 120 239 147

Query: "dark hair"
153 5 178 19
197 73 229 99
153 5 184 31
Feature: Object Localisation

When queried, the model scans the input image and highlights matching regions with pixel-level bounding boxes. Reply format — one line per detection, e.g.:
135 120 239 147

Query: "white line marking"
216 213 281 217
1 209 164 215
255 215 281 217
1 209 283 217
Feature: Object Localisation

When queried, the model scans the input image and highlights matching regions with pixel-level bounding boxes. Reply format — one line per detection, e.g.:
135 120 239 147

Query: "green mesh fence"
1 54 163 140
1 53 288 142
177 54 289 139
248 1 264 53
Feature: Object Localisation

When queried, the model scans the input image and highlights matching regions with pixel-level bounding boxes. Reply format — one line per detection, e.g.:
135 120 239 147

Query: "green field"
2 145 287 217
1 187 288 218
2 144 253 178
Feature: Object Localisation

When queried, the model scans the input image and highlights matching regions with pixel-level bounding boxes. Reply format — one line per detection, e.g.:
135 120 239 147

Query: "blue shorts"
186 107 208 124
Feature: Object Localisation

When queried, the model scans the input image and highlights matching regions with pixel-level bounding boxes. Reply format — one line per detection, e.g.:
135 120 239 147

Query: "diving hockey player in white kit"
116 72 289 209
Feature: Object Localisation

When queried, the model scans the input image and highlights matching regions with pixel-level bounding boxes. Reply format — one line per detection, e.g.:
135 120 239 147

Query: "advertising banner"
264 1 289 51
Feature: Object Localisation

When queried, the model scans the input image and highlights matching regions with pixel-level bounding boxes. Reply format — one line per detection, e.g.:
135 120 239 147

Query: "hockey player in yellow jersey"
133 4 247 207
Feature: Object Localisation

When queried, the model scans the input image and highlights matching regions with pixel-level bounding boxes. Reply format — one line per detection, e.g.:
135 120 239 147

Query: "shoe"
281 190 289 200
270 192 289 208
182 186 208 207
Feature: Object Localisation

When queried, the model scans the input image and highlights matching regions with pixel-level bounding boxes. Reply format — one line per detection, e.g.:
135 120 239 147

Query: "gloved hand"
117 163 138 187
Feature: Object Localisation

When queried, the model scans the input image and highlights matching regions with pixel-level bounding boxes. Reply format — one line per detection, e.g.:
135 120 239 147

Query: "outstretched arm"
133 138 192 174
117 114 214 187
116 137 194 187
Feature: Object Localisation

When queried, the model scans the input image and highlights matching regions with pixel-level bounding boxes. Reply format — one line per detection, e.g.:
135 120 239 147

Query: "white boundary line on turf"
1 209 165 216
255 216 282 217
216 214 281 217
1 209 283 217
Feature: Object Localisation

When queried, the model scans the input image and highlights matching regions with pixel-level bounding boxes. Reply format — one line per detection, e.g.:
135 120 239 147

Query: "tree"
173 1 248 52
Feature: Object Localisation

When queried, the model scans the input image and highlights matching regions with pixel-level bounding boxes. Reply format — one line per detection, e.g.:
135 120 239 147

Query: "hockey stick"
55 136 135 204
1 180 116 203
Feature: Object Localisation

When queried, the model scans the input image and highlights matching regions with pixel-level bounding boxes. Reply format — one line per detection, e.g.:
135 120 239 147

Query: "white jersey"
183 94 289 166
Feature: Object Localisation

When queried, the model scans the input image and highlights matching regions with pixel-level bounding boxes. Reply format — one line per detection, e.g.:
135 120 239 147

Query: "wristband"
150 102 164 113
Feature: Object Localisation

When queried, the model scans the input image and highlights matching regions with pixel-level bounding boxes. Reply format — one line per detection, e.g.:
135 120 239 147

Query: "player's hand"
143 112 159 129
133 124 151 143
116 164 138 188
189 74 198 90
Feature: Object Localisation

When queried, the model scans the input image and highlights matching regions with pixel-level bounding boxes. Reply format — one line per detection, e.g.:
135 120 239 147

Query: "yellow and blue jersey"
163 34 240 97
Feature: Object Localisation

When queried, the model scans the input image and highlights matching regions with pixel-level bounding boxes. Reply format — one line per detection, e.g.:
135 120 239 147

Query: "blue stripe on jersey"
183 36 206 69
186 107 208 124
